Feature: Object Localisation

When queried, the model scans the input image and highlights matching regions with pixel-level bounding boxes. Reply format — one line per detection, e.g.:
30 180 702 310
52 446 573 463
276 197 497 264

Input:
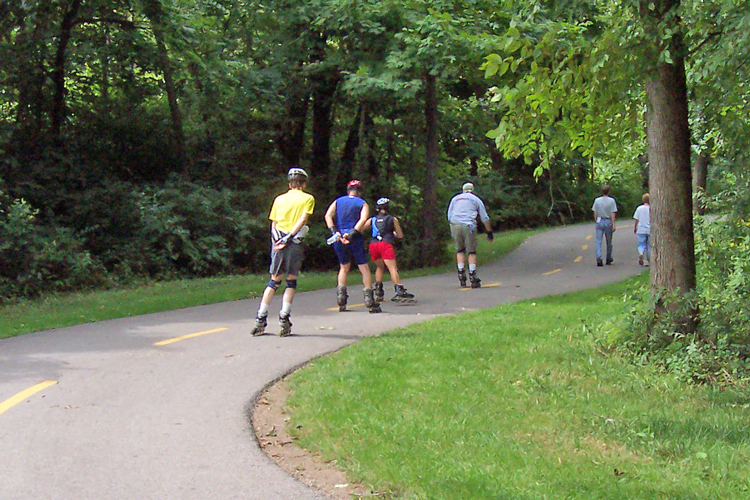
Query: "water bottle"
327 232 341 245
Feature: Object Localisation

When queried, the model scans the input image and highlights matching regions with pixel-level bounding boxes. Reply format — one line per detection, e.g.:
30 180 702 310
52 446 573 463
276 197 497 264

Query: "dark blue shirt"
335 195 365 234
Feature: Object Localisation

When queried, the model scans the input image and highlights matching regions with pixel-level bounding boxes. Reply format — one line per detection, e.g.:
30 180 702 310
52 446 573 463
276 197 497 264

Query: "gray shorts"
269 242 304 277
450 222 478 254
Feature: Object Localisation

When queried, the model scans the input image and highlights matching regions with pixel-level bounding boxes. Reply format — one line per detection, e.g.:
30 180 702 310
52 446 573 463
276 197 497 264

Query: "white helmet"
287 167 309 182
376 197 390 210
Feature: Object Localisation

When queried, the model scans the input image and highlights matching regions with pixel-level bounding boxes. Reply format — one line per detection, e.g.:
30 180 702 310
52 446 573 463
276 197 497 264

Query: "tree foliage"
1 0 747 310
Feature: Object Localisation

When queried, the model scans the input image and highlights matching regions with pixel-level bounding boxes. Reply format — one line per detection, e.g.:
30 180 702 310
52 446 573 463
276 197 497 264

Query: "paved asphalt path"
1 224 645 500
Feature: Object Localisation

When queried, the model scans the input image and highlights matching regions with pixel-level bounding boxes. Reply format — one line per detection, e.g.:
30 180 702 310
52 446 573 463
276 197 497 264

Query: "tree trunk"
693 152 708 214
420 72 443 266
339 103 363 189
153 32 186 168
643 0 697 332
311 68 341 194
51 0 82 146
277 89 309 169
363 108 379 183
142 0 186 168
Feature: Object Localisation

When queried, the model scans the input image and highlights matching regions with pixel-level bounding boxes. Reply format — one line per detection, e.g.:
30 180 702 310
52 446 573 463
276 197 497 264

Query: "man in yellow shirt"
251 168 315 337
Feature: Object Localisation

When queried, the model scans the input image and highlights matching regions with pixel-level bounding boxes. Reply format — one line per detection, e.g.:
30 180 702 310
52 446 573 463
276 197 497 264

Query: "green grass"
285 274 750 499
0 228 540 339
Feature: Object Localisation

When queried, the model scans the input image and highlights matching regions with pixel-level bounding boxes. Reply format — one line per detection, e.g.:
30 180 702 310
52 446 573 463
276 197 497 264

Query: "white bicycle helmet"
376 197 390 209
287 167 309 181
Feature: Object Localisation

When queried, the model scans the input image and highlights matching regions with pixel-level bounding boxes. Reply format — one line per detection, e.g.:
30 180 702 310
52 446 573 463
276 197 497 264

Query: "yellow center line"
574 256 583 263
154 328 228 346
542 269 562 276
585 235 592 241
582 245 589 250
459 282 500 291
0 381 58 416
327 303 366 311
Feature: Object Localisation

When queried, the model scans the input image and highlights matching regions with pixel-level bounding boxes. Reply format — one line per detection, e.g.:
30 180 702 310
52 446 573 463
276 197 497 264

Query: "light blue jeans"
637 233 650 260
595 219 613 262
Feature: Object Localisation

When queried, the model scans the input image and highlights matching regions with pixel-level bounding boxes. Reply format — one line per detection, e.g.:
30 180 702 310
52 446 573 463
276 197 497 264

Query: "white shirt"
633 204 650 234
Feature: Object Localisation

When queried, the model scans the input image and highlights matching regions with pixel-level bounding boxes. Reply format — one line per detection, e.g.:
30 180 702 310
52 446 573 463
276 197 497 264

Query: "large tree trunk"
142 0 186 168
310 68 341 195
277 88 309 169
420 72 443 266
50 0 82 147
693 152 708 214
642 0 697 333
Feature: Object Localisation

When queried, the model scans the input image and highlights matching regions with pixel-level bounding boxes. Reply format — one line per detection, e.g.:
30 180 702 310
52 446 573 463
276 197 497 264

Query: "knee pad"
456 248 466 255
267 279 282 290
468 251 477 256
285 279 298 289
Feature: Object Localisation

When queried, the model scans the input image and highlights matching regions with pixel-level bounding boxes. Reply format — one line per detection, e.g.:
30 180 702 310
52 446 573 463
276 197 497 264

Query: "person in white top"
633 193 651 266
592 184 618 266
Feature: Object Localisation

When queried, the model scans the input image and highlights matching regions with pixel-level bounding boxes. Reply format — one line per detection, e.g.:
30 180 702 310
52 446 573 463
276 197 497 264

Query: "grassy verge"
285 274 750 500
0 227 540 339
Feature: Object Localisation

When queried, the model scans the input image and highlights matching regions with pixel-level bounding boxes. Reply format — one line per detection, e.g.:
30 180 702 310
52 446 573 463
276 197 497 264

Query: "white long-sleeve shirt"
447 192 489 226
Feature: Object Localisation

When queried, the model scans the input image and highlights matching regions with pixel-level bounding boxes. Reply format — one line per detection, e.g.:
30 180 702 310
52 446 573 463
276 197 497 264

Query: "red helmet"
347 179 363 191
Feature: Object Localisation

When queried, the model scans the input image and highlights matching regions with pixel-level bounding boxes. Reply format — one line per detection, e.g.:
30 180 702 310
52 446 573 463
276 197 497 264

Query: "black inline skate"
250 314 267 336
278 313 293 337
337 286 348 312
364 288 382 313
458 269 468 288
391 284 417 303
469 271 481 289
374 282 385 302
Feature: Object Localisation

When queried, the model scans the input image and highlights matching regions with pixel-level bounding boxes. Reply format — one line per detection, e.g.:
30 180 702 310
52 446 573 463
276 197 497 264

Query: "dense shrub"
0 192 107 301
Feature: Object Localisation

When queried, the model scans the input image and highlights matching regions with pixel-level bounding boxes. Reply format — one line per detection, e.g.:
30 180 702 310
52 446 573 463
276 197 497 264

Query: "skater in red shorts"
364 198 416 303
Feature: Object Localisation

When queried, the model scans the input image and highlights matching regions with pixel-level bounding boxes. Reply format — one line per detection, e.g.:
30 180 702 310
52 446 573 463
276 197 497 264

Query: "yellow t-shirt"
268 189 315 233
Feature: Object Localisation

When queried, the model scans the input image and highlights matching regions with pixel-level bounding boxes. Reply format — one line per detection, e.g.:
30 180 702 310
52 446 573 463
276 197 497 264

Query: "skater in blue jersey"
324 180 381 313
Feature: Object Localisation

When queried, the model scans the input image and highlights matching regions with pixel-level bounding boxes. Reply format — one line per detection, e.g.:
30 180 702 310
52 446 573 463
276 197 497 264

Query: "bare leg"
374 260 385 283
337 263 351 287
383 259 400 285
357 263 372 289
456 252 466 266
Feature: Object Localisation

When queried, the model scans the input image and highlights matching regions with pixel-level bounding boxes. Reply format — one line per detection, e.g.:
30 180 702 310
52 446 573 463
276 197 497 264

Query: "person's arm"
393 217 404 239
287 212 310 238
477 199 494 241
353 202 370 233
611 212 617 232
324 201 337 233
483 220 494 241
363 217 372 232
634 216 638 234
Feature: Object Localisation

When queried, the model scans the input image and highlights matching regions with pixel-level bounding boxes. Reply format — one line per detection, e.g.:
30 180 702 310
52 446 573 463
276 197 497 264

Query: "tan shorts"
450 223 478 254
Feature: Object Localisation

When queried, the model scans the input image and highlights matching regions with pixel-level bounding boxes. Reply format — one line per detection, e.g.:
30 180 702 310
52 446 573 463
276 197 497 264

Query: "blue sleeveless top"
335 195 365 234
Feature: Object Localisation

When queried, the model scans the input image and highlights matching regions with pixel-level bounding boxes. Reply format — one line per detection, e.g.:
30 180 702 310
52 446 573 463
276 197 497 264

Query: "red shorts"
369 241 397 261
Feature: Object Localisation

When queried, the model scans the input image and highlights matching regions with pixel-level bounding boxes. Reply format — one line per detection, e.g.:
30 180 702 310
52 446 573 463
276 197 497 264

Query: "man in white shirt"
447 182 493 287
592 184 618 266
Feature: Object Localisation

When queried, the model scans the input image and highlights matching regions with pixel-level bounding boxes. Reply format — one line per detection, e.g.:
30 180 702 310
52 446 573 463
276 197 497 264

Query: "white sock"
281 301 292 316
469 263 477 272
258 303 269 317
457 263 465 271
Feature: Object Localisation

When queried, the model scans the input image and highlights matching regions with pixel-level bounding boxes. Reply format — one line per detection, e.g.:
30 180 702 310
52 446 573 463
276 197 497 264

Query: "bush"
0 193 107 301
137 178 267 277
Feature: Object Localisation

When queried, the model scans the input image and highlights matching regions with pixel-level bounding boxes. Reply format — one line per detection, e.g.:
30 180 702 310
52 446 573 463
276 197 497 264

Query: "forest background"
1 0 750 379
